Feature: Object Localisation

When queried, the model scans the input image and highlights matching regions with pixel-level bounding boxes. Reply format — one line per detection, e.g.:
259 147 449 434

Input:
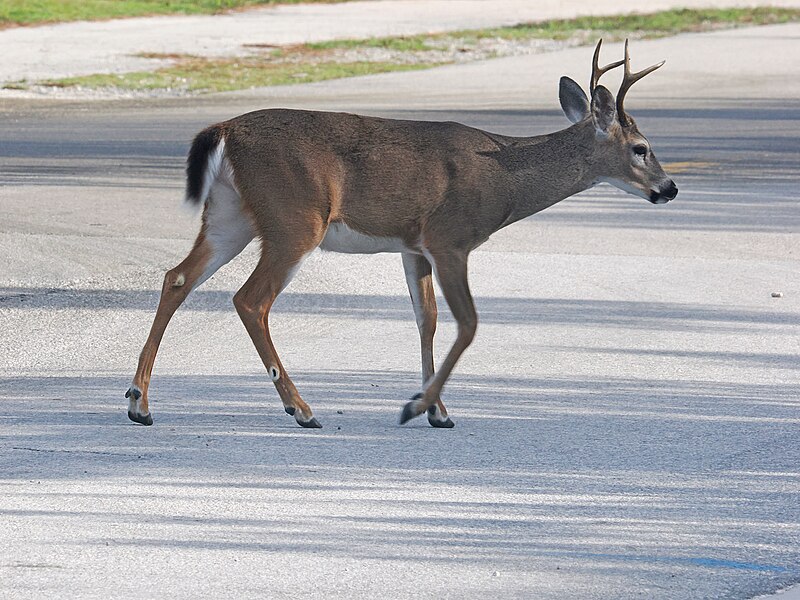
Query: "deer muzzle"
649 180 678 204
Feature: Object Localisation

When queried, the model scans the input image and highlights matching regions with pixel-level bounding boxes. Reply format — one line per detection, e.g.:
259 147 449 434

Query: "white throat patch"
597 177 650 201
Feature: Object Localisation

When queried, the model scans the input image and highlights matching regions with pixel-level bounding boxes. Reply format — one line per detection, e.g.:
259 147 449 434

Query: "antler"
617 39 665 127
590 39 624 94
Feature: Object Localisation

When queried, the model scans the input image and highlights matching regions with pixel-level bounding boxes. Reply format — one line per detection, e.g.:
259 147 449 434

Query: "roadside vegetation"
44 59 440 94
10 7 800 96
0 0 342 28
309 7 800 50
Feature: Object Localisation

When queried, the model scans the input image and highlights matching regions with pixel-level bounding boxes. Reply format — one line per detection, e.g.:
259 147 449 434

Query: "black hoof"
284 406 296 416
127 411 153 426
298 416 322 429
428 416 455 429
427 405 455 428
125 387 141 401
400 400 422 425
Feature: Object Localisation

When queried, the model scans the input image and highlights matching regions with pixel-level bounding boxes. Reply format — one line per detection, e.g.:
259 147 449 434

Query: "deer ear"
559 76 590 124
591 85 617 134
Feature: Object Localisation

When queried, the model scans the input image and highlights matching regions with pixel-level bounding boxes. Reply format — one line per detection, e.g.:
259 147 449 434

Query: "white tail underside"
186 138 228 208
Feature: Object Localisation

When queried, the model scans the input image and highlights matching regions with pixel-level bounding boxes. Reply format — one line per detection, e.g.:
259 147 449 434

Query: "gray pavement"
1 18 800 600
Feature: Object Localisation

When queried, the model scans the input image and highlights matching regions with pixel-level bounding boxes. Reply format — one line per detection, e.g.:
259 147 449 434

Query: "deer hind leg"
401 252 453 428
233 226 323 429
400 251 476 427
126 184 255 425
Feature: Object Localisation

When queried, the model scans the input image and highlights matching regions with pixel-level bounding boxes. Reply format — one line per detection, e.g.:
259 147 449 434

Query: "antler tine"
617 39 665 126
590 39 624 94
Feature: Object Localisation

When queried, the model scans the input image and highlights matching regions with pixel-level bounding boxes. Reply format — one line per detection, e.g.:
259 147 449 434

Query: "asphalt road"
1 31 799 600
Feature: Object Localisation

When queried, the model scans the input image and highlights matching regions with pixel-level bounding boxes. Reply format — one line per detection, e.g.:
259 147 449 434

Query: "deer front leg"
401 252 453 428
400 251 476 427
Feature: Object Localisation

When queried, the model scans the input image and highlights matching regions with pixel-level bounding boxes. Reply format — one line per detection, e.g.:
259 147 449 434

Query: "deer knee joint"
232 292 255 316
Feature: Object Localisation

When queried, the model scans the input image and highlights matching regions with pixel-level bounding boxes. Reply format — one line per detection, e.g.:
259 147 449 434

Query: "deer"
126 39 677 429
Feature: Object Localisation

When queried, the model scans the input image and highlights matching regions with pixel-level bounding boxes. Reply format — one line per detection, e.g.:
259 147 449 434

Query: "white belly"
320 222 408 254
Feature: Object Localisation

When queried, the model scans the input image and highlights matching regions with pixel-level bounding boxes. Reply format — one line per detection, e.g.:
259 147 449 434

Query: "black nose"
650 181 678 204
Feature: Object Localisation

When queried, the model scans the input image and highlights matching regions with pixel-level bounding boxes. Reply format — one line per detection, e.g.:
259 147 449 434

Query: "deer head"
559 39 678 204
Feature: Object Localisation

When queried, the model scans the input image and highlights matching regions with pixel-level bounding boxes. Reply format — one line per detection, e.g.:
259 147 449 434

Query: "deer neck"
499 121 599 227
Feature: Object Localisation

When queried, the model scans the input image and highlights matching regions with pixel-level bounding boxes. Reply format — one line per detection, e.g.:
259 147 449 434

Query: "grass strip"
43 60 441 93
25 7 800 95
464 7 800 40
0 0 343 28
308 7 800 50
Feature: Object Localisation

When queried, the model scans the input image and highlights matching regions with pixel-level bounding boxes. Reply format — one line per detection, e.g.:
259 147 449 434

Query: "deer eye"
632 144 648 157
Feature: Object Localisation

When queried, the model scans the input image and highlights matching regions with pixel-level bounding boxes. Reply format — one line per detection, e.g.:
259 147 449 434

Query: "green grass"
473 7 800 40
25 7 800 95
0 0 342 28
309 7 800 50
44 58 441 93
308 35 432 52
